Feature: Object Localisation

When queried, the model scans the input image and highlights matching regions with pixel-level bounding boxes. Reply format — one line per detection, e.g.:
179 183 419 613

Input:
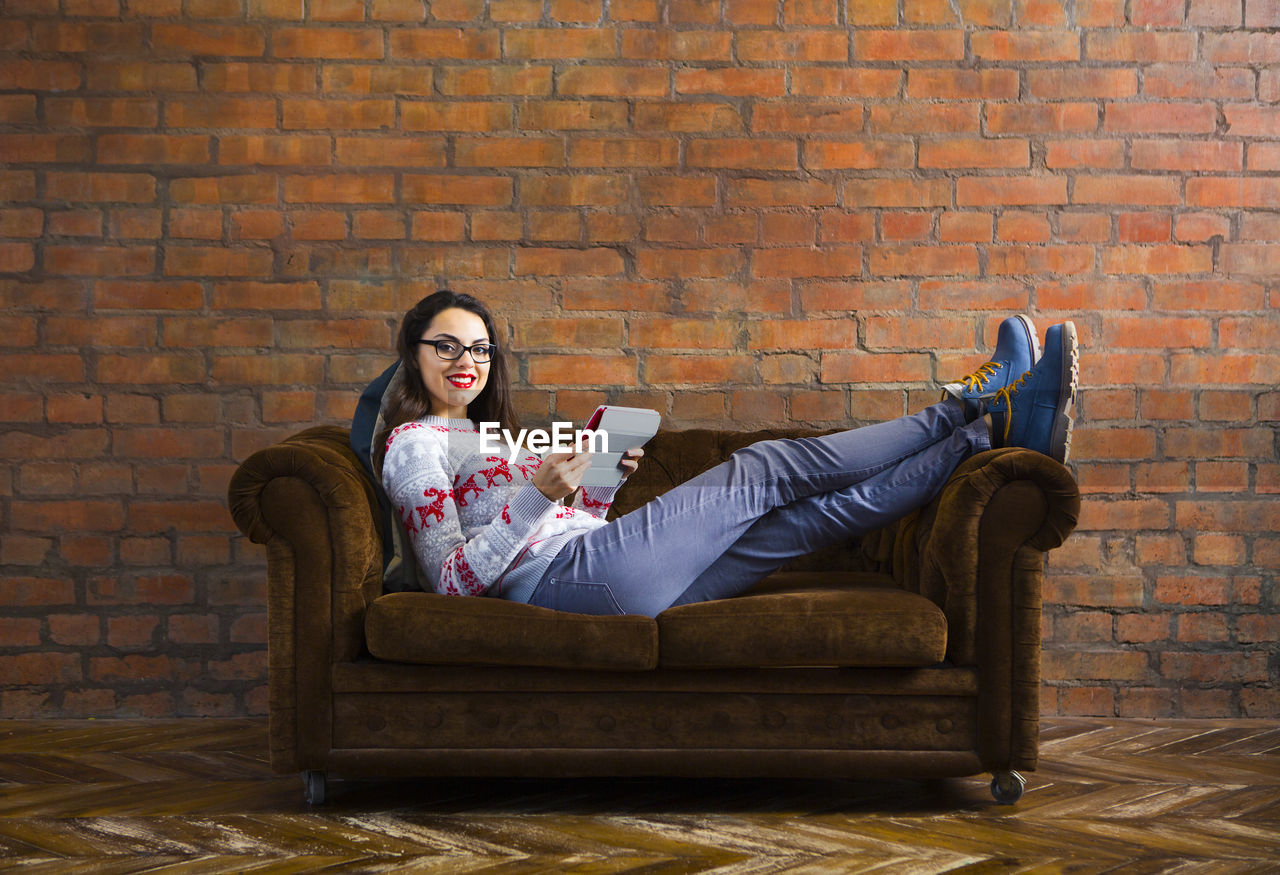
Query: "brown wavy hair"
374 291 519 472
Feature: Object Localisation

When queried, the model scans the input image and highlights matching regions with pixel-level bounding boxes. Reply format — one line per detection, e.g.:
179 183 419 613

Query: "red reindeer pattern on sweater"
382 418 619 598
478 456 513 486
416 486 453 527
452 473 483 507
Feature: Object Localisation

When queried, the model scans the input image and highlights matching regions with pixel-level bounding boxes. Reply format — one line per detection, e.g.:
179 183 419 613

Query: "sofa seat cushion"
656 574 947 669
366 592 658 671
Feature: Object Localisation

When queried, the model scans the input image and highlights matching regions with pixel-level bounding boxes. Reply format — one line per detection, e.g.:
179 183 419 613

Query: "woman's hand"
531 449 593 501
618 447 643 481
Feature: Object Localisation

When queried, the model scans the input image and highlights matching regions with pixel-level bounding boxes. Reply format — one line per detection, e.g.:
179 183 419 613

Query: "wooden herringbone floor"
0 718 1277 872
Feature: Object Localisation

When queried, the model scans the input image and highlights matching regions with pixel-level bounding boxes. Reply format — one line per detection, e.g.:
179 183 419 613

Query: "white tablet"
578 406 661 488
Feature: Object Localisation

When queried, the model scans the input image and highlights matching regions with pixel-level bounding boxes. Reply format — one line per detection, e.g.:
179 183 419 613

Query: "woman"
379 291 1077 618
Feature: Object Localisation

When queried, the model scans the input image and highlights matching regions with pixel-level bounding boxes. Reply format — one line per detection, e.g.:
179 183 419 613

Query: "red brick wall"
2 1 1277 718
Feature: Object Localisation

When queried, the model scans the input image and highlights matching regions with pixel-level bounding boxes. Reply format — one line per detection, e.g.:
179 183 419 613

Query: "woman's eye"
437 342 460 355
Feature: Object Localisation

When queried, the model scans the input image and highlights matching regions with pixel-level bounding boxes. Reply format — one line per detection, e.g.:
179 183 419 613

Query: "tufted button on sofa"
229 425 1079 805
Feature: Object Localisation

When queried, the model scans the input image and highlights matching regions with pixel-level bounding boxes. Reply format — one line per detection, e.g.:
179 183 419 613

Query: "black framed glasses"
418 339 496 363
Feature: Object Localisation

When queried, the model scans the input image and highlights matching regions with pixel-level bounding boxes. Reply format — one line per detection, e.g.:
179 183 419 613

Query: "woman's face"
415 307 492 420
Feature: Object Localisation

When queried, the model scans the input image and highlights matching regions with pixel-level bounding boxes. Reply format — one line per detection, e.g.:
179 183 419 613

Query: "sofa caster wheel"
303 769 327 805
990 770 1025 805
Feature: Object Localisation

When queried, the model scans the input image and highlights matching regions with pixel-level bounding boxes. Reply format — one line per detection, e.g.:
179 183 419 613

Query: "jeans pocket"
530 577 624 616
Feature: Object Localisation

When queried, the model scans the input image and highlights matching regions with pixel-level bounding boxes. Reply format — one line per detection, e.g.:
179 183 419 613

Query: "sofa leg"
990 770 1025 805
302 769 327 805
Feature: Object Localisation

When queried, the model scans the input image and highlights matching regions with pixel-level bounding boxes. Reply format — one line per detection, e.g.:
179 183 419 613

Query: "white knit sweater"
381 416 617 602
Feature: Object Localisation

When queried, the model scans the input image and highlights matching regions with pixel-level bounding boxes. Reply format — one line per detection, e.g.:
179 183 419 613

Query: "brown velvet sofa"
228 424 1079 805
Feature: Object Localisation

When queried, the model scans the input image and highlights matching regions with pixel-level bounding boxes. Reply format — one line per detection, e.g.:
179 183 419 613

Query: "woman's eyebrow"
428 331 491 343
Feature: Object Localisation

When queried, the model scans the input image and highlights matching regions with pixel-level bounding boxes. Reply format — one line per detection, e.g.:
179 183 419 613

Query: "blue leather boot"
987 321 1078 464
941 315 1039 427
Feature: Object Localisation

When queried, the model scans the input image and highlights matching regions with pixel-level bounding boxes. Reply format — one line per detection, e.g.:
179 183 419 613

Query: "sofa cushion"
656 573 947 669
365 592 658 671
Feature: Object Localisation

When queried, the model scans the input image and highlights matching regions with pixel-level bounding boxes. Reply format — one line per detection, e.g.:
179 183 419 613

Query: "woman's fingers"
533 452 575 499
618 447 642 479
532 449 594 500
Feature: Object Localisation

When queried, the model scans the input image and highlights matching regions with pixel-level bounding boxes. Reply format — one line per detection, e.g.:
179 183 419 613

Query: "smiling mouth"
446 374 477 389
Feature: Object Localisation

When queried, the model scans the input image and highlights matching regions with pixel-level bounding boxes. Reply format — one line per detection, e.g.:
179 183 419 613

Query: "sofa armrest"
913 447 1080 771
228 425 384 772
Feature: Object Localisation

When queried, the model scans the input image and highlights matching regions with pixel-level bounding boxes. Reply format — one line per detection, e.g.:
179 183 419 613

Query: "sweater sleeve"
382 427 556 597
573 484 618 519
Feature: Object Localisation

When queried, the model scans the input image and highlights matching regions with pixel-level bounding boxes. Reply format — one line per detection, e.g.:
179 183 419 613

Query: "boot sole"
1050 321 1078 465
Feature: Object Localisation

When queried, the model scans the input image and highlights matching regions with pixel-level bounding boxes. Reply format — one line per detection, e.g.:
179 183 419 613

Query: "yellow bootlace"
991 370 1032 442
959 361 1001 393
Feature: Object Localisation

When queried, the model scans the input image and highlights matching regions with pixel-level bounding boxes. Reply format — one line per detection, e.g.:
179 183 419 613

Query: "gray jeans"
528 401 990 618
